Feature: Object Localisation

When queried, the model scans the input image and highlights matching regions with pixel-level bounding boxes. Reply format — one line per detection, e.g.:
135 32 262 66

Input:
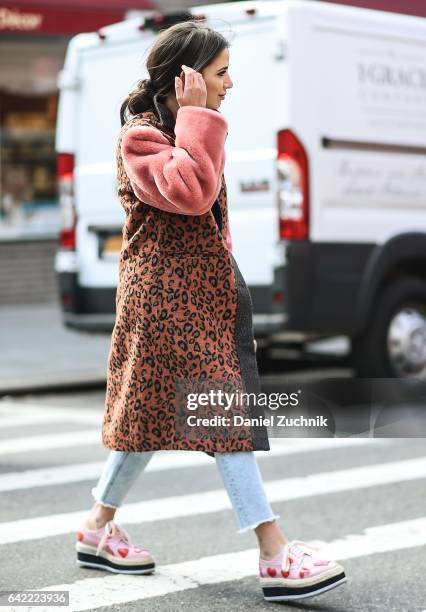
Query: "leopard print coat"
102 97 270 457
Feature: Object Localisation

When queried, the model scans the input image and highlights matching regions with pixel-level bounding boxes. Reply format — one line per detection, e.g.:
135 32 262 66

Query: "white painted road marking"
6 516 426 612
0 438 383 491
0 402 389 455
0 412 98 428
0 456 424 545
0 431 101 455
0 403 102 425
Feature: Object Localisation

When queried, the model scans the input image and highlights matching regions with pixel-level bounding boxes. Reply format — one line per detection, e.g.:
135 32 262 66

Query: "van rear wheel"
351 277 426 379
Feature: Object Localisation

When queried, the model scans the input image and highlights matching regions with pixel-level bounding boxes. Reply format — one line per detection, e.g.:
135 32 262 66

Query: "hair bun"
145 79 156 93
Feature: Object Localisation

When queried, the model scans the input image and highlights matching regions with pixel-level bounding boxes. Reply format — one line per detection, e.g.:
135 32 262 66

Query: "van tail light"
57 152 77 250
276 129 309 240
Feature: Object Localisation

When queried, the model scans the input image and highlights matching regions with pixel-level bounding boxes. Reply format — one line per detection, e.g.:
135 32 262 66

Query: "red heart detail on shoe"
118 548 129 557
281 569 289 577
267 567 276 577
76 531 84 541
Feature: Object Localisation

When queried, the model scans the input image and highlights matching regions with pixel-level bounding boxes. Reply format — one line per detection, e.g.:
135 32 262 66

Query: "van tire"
351 277 426 379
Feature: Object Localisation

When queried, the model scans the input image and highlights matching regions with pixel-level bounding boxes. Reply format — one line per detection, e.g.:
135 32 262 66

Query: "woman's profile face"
201 47 233 110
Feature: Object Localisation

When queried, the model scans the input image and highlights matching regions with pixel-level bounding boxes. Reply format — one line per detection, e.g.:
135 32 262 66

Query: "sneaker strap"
96 520 131 556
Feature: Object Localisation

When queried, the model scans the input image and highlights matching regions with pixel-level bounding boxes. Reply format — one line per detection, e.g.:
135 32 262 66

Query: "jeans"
91 450 280 534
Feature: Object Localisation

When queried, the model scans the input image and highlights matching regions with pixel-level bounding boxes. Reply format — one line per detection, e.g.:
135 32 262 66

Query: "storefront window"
0 36 67 238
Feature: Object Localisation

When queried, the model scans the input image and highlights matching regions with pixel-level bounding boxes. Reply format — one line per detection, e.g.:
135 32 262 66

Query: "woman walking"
75 20 347 602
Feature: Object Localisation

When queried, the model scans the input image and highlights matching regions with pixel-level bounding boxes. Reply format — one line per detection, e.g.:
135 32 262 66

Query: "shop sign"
0 5 125 34
0 6 42 30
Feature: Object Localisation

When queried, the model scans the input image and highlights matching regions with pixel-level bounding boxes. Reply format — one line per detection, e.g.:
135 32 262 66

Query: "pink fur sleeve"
121 106 228 216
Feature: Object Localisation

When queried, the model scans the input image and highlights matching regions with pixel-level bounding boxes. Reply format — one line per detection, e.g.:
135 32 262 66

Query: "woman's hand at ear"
175 64 207 109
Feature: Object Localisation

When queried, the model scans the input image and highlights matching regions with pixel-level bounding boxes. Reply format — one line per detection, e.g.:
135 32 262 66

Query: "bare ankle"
259 541 288 560
85 517 106 530
85 502 116 530
255 521 289 560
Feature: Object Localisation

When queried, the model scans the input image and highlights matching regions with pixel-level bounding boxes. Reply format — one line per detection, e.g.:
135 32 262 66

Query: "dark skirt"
229 252 270 451
210 197 270 452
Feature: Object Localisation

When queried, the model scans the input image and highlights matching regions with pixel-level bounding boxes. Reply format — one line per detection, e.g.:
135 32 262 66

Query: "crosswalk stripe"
0 413 95 428
0 431 101 455
6 516 426 612
0 403 102 425
0 438 383 492
0 456 424 545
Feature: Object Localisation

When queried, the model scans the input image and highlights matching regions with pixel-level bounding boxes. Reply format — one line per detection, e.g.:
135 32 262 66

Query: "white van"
55 0 426 379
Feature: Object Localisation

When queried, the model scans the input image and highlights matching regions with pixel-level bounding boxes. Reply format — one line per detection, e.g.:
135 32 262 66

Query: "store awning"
4 0 155 9
2 0 426 37
9 0 424 17
320 0 426 18
0 1 156 35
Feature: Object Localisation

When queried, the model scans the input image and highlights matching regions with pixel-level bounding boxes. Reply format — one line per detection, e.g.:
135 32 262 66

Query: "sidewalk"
0 302 111 395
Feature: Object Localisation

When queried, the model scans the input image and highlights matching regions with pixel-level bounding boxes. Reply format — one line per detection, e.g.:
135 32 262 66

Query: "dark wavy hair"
120 20 230 126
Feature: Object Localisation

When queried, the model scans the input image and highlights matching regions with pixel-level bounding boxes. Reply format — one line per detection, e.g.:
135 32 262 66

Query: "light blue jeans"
92 450 280 534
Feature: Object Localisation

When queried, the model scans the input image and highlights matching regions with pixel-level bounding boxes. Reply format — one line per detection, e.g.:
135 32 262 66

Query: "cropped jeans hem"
91 449 279 534
237 514 281 534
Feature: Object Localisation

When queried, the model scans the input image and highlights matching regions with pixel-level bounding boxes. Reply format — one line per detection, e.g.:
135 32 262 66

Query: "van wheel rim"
387 305 426 378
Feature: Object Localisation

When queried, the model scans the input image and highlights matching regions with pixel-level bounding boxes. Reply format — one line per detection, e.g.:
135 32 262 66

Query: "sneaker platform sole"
262 571 347 601
77 551 155 575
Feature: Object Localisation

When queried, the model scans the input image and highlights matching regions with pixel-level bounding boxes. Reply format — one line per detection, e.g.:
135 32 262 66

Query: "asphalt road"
0 388 425 612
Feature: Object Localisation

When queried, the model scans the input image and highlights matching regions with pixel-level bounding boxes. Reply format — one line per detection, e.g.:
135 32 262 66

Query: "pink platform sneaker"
259 540 347 601
76 520 155 574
